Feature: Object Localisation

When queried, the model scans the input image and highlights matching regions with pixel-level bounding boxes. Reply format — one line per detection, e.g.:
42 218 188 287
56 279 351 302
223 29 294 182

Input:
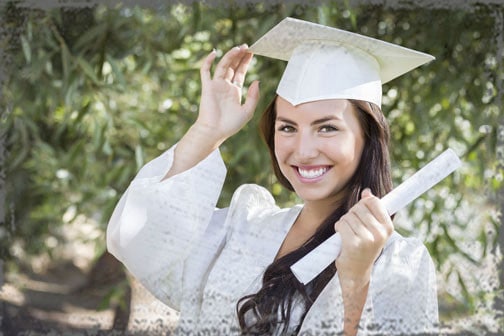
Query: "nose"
294 131 319 163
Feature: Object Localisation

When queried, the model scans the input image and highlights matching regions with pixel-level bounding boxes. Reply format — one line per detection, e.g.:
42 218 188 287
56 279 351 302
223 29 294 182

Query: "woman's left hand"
334 188 394 286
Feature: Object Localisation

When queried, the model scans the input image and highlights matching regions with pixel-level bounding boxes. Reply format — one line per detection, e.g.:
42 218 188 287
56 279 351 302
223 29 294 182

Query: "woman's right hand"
163 45 260 180
195 44 260 144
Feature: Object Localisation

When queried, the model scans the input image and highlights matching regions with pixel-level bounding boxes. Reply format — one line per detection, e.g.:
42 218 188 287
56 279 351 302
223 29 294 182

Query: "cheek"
353 134 365 162
325 136 363 163
274 134 287 161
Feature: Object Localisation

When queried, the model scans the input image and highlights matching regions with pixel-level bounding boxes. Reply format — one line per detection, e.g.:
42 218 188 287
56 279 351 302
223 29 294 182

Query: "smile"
295 166 331 180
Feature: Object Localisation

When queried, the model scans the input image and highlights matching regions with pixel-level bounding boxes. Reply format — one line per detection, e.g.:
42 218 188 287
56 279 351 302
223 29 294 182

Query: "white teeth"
298 167 328 179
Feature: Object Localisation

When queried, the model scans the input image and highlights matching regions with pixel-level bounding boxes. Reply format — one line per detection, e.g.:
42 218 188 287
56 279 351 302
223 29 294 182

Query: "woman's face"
274 97 365 204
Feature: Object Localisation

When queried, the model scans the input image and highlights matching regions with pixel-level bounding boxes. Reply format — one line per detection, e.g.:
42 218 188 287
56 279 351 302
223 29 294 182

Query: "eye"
277 124 296 133
319 125 338 133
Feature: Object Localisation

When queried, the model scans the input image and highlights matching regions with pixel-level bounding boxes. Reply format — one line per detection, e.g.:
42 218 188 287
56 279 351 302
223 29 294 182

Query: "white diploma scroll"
290 148 462 285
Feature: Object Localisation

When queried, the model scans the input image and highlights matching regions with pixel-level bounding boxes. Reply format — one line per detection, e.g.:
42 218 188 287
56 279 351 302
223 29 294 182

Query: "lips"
294 165 332 180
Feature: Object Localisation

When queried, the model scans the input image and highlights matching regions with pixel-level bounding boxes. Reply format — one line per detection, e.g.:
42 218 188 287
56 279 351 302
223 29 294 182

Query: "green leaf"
21 35 31 64
106 55 127 88
73 22 109 52
76 57 100 85
135 144 144 170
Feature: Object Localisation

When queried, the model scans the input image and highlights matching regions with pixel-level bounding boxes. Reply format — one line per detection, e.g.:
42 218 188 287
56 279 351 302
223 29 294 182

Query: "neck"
296 197 344 232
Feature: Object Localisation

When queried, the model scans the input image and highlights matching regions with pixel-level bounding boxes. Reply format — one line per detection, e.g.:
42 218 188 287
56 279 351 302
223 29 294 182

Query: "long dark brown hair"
236 96 393 334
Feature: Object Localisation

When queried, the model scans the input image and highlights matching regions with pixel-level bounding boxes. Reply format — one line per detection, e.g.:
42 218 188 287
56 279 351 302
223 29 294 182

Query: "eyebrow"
275 115 342 126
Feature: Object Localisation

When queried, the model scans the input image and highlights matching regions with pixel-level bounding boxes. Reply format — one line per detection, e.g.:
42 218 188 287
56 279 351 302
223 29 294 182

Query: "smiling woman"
107 17 438 335
246 93 398 334
273 97 364 206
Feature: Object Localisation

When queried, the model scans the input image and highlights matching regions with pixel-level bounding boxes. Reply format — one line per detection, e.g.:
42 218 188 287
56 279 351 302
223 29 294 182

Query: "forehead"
275 96 358 121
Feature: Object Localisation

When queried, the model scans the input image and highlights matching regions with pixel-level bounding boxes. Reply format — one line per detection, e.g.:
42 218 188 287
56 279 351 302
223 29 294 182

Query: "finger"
232 51 254 87
359 189 389 224
344 211 375 242
213 46 242 80
227 47 251 87
228 44 249 73
200 49 217 83
242 80 260 116
366 195 393 233
334 217 356 240
361 188 373 199
359 196 394 237
351 203 386 242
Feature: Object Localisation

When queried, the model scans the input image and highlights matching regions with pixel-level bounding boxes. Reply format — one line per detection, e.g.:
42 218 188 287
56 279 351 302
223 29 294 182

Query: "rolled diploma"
290 148 462 285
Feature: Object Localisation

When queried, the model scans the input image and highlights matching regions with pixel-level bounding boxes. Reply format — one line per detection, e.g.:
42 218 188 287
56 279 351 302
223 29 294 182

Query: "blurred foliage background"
0 0 503 333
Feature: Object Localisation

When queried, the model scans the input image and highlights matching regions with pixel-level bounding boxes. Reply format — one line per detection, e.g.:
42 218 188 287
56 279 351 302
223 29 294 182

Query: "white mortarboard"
249 17 434 107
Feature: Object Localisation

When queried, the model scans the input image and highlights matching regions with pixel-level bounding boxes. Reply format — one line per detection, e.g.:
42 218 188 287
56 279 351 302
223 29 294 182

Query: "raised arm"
164 44 260 179
107 45 259 309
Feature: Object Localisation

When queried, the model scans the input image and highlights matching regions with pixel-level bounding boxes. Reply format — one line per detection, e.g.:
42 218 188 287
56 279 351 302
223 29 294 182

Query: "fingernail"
361 188 373 197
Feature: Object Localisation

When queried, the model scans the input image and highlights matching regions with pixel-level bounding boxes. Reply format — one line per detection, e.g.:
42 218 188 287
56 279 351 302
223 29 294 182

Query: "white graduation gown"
107 145 439 335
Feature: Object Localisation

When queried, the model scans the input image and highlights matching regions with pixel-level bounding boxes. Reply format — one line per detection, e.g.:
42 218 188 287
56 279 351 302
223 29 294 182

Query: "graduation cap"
249 17 434 107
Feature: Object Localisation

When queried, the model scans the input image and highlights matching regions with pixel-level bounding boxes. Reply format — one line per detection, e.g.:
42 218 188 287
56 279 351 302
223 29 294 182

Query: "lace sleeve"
106 144 228 309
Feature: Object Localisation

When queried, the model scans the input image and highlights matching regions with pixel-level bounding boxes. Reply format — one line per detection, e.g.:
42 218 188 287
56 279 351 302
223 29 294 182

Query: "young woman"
107 18 438 335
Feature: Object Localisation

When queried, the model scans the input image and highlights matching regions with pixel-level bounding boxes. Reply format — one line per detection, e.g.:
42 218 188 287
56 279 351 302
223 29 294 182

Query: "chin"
293 188 334 203
291 182 347 205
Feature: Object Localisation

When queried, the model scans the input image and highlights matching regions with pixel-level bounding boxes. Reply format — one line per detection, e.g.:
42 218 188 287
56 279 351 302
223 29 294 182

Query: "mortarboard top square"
249 17 435 107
